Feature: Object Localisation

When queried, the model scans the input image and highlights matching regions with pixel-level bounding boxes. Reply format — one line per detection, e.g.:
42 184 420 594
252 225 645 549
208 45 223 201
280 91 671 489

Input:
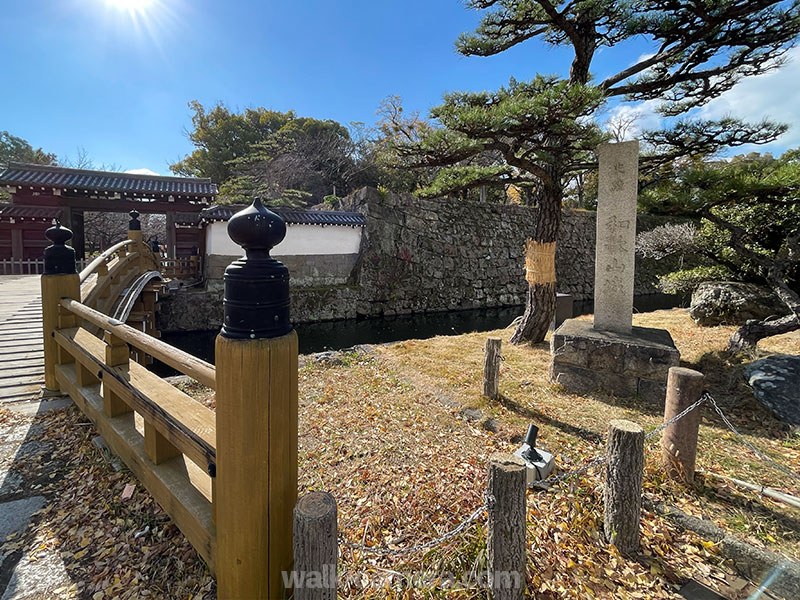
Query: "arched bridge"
0 210 196 402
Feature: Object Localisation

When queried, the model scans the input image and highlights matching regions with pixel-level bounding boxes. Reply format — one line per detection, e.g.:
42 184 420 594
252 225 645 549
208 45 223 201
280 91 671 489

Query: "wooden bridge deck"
0 275 45 404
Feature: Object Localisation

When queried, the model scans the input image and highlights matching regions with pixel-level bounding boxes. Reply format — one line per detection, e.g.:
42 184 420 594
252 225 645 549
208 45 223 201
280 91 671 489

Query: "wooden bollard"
604 420 644 554
41 222 81 393
215 199 298 600
483 337 502 400
293 492 338 600
662 367 705 483
487 454 527 599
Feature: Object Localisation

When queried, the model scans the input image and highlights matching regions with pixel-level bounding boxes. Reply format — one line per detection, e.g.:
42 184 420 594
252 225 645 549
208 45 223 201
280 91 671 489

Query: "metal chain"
704 391 800 482
339 496 491 556
645 394 708 440
339 389 800 557
530 454 607 490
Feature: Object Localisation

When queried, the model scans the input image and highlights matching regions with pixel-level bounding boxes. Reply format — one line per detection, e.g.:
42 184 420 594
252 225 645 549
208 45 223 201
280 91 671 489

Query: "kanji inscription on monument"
593 140 639 334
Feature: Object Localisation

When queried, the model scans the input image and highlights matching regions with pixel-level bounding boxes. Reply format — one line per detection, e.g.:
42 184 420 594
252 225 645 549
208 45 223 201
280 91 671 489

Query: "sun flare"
106 0 153 13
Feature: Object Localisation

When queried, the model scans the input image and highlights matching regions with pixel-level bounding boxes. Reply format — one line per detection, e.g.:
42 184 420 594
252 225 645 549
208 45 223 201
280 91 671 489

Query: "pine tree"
391 0 800 344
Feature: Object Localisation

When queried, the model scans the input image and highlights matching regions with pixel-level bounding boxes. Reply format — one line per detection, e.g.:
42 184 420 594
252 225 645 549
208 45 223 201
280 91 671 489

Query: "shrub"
635 223 697 260
657 265 732 295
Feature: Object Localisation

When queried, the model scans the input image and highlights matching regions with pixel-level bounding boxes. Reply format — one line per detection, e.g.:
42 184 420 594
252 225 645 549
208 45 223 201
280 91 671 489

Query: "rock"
689 282 789 326
459 407 484 422
480 417 500 433
743 354 800 425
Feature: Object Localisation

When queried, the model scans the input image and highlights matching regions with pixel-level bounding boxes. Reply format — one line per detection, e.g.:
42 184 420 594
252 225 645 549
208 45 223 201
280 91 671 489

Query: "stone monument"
550 141 679 402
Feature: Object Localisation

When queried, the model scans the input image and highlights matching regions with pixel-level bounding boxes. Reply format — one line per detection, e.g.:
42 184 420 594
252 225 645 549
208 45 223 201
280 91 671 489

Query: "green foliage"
323 194 339 208
0 131 58 200
0 131 58 168
218 174 311 208
658 265 732 295
642 150 800 293
172 101 378 205
391 1 800 200
389 77 607 197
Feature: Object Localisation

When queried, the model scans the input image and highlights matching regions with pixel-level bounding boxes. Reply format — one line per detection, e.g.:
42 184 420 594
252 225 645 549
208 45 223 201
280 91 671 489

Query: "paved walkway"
0 276 45 405
0 275 73 598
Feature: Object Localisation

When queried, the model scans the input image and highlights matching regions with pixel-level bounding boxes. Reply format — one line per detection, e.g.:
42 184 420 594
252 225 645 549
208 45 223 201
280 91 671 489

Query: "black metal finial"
44 220 77 275
221 198 291 339
129 209 141 231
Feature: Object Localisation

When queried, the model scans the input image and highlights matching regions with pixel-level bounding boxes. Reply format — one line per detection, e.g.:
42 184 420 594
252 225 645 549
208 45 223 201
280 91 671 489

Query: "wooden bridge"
1 204 300 599
0 212 187 406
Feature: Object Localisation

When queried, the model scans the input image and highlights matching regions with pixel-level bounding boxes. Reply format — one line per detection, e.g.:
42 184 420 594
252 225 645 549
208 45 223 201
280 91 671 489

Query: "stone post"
41 222 80 393
662 367 705 483
593 140 639 334
215 199 298 599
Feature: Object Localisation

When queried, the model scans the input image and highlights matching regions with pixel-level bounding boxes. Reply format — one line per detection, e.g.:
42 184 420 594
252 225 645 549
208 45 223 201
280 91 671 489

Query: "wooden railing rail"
0 258 89 275
42 201 299 598
160 255 201 280
51 322 217 570
52 326 217 473
59 298 216 389
79 239 136 283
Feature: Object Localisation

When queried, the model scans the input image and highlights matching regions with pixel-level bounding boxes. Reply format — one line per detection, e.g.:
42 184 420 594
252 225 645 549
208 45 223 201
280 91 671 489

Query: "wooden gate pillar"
165 211 176 259
215 199 298 599
41 222 80 392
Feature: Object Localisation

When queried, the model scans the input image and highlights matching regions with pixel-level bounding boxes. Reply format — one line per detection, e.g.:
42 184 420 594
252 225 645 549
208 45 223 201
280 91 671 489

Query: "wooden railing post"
662 367 705 484
604 419 644 553
97 261 110 299
103 331 132 417
487 454 527 600
41 222 80 393
215 199 298 600
293 492 338 600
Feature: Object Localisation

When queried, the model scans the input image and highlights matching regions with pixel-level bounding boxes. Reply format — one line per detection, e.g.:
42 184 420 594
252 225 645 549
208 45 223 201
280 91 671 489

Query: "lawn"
2 308 798 599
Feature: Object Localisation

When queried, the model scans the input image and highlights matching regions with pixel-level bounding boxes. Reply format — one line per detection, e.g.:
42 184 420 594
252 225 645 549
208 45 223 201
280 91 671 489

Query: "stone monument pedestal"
550 319 680 402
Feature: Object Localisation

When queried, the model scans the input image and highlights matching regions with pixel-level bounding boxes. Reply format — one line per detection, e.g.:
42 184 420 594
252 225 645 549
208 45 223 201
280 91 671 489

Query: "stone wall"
352 188 681 317
158 188 684 331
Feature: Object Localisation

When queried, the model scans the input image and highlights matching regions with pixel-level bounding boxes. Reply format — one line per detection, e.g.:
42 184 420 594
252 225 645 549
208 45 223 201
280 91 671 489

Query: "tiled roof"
201 204 366 226
174 212 203 226
0 205 62 221
0 162 217 197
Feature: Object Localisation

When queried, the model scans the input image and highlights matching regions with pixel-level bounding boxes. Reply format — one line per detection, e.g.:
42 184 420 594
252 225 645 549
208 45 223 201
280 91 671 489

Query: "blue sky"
3 0 799 175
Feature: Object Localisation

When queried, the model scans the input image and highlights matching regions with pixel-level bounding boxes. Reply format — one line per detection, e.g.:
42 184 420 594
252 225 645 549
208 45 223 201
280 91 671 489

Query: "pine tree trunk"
510 180 562 345
727 314 800 352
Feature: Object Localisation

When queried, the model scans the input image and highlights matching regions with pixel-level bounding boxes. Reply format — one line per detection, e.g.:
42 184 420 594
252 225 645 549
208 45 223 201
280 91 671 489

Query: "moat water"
151 293 686 377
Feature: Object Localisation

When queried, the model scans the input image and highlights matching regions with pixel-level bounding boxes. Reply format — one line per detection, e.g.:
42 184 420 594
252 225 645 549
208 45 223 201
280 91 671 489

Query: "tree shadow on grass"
496 393 604 446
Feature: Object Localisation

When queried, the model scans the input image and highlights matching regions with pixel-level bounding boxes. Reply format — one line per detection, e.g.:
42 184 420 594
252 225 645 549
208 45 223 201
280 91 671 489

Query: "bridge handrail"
60 298 216 389
79 239 136 283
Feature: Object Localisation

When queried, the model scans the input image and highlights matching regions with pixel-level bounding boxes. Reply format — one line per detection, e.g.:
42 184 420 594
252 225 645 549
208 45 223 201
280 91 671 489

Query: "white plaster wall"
205 221 362 256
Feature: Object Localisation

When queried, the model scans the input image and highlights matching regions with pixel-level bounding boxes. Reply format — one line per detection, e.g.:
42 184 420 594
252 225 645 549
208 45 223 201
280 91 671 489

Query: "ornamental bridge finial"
221 198 291 340
44 221 77 275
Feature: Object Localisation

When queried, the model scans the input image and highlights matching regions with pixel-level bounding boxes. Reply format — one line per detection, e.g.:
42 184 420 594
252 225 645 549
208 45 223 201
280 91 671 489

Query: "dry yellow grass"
5 308 796 599
292 308 800 598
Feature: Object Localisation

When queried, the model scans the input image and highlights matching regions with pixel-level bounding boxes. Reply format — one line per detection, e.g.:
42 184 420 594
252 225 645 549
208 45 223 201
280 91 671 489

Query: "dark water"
151 293 686 376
